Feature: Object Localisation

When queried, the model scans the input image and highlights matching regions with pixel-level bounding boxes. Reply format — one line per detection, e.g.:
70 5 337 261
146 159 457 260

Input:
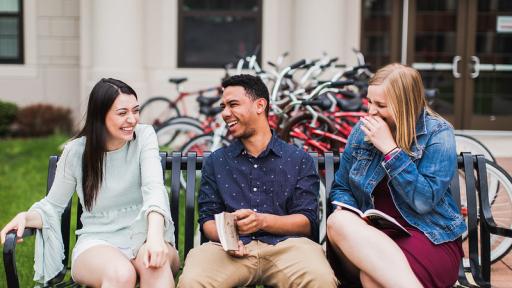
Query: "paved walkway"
490 158 512 287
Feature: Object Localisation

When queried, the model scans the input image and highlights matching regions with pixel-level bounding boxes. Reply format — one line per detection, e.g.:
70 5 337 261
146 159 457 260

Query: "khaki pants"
177 237 338 288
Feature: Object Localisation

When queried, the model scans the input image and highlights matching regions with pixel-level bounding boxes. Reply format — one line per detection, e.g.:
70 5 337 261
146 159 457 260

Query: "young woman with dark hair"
1 78 179 287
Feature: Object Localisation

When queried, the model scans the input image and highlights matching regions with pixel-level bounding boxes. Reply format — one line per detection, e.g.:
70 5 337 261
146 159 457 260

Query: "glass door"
408 0 467 127
408 0 512 130
465 0 512 129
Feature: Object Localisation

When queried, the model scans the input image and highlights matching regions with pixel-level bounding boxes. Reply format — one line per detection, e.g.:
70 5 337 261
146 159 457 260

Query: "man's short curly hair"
221 74 269 116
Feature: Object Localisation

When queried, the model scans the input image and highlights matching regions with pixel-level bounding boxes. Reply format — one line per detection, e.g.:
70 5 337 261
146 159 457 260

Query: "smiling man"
177 74 337 288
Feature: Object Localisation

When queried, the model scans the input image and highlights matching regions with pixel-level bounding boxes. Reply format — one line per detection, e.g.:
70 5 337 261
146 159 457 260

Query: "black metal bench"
326 152 512 288
3 152 511 287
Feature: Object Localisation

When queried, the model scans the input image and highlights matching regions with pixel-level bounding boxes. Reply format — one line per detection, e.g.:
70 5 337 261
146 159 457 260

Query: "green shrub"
0 100 18 136
15 104 73 137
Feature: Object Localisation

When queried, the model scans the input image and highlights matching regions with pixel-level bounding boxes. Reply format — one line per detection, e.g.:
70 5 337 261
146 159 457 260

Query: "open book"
215 212 240 251
332 201 411 236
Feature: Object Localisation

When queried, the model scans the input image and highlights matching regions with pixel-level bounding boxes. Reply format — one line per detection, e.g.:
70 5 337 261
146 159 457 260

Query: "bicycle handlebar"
290 59 307 70
329 80 355 88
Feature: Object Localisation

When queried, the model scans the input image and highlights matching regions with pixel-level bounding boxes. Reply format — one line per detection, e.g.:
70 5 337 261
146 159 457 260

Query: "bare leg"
326 210 422 288
131 243 180 288
72 245 136 288
360 272 384 288
327 238 362 287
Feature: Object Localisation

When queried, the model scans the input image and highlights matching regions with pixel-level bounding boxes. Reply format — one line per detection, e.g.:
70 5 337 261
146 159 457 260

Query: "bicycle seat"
336 90 358 99
169 77 188 85
197 95 221 106
335 97 363 112
200 106 222 117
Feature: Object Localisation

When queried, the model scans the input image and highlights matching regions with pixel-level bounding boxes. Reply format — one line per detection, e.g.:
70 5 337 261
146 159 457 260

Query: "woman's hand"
142 236 170 268
144 211 168 268
360 116 397 154
1 212 28 245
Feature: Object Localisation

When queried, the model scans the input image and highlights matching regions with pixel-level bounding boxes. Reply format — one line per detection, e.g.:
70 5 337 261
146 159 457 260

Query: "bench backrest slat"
170 152 181 247
475 155 492 283
184 153 197 257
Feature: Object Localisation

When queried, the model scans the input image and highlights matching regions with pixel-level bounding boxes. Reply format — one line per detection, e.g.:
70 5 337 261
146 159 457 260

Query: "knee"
177 271 205 288
327 211 346 239
291 265 338 288
139 262 173 278
102 264 137 287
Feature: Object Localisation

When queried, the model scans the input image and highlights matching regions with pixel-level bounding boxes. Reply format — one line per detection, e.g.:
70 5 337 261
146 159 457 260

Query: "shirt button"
252 236 256 239
253 188 257 191
253 208 257 212
254 164 258 168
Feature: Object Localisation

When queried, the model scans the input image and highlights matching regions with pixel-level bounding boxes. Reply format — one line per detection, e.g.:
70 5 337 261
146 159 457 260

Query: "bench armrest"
484 220 512 237
3 228 36 288
475 156 512 238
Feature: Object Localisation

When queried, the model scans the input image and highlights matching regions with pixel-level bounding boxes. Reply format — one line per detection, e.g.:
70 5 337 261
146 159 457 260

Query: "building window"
360 0 402 71
0 0 23 64
178 0 262 68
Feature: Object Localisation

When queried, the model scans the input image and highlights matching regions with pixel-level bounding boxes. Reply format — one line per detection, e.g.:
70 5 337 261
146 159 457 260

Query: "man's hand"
227 240 247 258
233 209 266 235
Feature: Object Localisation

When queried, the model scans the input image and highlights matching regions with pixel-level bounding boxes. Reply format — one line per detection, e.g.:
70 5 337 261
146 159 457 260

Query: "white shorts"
71 238 135 263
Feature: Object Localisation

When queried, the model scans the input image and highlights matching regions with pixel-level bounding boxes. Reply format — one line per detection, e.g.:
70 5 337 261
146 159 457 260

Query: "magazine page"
331 201 364 218
215 212 239 251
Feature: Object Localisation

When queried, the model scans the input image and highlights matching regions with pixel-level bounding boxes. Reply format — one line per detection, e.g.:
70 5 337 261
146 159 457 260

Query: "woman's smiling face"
104 93 140 150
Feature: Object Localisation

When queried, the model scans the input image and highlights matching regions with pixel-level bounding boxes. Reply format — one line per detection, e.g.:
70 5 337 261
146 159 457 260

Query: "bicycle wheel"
280 113 340 153
181 133 231 156
460 160 512 266
166 115 202 127
455 134 496 163
180 134 231 188
156 121 203 153
140 97 180 127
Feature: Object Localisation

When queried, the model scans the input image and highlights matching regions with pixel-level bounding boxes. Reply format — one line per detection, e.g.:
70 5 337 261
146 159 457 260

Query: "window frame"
360 0 402 70
0 0 24 64
177 0 262 68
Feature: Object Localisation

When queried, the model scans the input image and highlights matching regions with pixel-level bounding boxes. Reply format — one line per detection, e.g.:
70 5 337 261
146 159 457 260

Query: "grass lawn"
0 134 68 287
0 135 195 287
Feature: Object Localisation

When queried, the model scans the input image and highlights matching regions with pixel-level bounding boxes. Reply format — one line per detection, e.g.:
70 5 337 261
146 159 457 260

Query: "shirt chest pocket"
350 147 374 177
263 169 287 211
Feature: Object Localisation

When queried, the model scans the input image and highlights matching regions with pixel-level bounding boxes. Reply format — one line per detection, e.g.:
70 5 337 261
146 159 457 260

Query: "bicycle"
140 77 222 128
455 133 496 163
155 94 225 153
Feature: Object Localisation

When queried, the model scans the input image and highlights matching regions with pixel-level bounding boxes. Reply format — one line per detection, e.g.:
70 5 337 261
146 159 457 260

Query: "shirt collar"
227 130 283 158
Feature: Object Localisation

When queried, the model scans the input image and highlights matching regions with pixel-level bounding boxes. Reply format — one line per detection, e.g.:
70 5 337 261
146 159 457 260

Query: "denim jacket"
330 110 467 244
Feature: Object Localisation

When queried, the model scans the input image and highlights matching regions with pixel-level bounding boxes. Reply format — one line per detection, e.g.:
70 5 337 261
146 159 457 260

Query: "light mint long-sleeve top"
28 124 175 283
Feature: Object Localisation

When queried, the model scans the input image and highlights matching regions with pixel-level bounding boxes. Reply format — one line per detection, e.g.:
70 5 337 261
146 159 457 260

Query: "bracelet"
384 146 399 156
384 146 400 162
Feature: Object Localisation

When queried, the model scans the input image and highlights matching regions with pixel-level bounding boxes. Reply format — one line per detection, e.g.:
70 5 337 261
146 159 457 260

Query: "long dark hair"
78 78 137 211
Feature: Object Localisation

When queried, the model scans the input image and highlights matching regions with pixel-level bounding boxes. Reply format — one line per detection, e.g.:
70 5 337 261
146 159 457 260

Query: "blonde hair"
369 63 440 155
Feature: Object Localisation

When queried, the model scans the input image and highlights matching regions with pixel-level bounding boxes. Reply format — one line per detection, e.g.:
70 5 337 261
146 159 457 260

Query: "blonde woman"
327 63 466 288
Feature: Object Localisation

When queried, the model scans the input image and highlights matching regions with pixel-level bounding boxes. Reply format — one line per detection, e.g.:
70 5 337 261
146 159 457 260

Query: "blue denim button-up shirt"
198 133 320 245
330 110 466 244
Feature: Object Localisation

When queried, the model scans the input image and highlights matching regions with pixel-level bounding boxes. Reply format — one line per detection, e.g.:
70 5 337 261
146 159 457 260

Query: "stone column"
80 0 146 122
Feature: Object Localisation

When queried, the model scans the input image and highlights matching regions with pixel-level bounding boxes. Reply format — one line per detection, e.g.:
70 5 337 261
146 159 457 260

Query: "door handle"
452 56 461 78
471 56 480 79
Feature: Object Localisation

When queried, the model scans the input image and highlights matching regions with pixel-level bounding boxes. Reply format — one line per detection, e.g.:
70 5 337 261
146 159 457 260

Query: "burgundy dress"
373 178 463 288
